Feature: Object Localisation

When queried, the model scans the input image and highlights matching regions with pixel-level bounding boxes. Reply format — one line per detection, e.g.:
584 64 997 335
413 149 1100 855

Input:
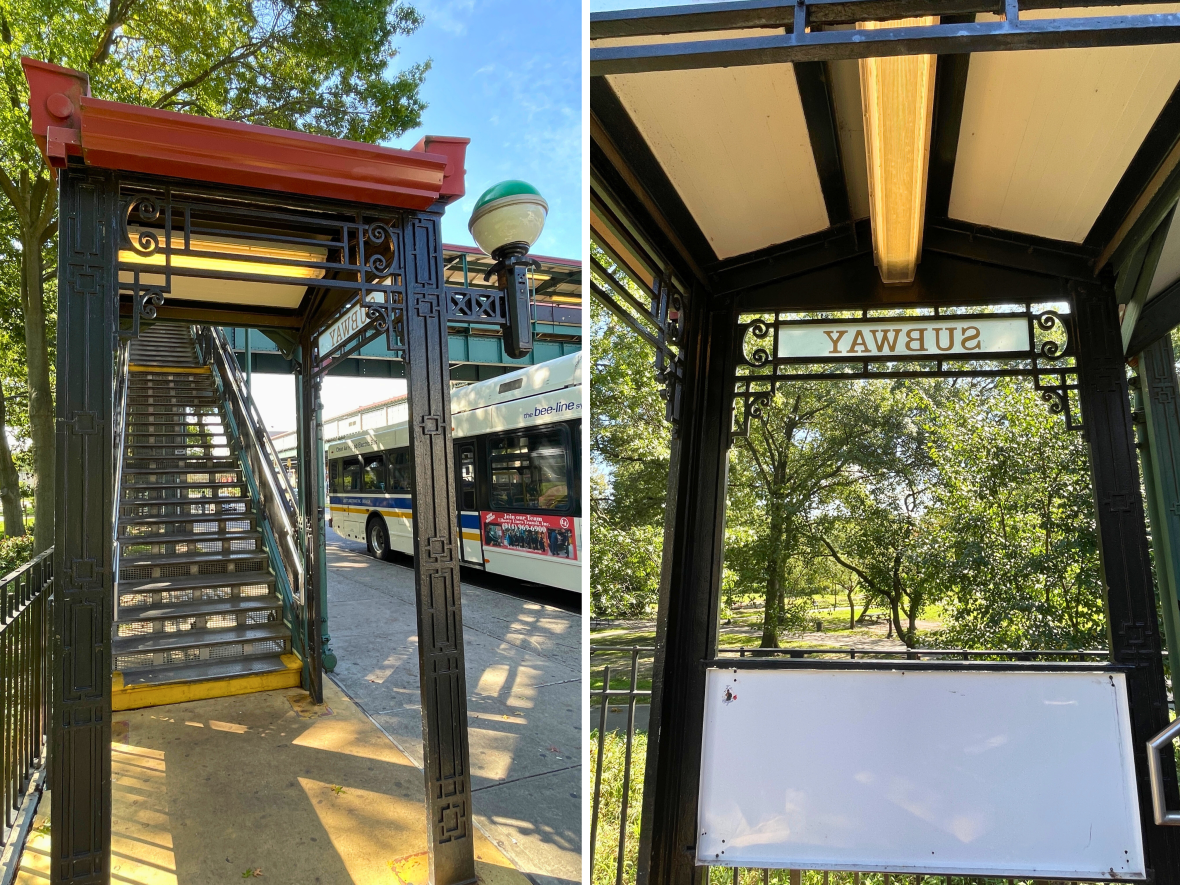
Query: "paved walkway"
15 681 526 885
324 531 582 885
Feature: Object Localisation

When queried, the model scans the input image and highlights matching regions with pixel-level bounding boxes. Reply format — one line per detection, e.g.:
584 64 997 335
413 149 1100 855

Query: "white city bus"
325 352 582 593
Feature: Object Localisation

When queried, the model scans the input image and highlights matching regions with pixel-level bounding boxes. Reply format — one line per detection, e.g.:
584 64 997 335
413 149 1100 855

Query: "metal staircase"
112 324 302 708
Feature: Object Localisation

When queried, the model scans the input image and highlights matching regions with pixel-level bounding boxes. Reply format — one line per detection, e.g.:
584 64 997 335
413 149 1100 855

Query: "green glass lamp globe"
467 180 548 257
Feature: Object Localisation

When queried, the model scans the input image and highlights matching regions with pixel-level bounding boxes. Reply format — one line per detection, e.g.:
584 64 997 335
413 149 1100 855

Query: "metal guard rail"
197 327 307 653
0 549 51 867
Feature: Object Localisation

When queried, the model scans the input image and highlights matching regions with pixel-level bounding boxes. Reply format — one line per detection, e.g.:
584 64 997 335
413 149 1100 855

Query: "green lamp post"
468 180 548 359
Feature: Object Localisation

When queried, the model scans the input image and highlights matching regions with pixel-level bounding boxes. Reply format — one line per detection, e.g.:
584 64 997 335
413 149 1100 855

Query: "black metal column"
1075 280 1180 881
638 298 734 885
1134 335 1180 687
403 209 477 885
295 349 324 704
51 169 117 883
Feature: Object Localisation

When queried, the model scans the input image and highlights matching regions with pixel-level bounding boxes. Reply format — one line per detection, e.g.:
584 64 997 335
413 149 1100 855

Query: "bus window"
389 448 411 492
329 459 340 493
363 453 386 491
457 444 476 510
342 457 362 491
489 428 571 512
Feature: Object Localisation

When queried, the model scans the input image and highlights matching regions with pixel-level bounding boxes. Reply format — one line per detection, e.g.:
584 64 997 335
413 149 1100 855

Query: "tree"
810 381 940 648
921 377 1104 650
0 205 29 535
0 0 429 550
726 381 903 647
589 291 671 618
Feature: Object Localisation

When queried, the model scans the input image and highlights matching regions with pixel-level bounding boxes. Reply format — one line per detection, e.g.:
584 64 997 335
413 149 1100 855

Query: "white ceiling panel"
949 6 1180 242
600 32 829 260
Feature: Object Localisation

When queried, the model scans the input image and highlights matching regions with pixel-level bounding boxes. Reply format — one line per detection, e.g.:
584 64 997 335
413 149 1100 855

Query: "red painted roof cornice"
23 56 468 210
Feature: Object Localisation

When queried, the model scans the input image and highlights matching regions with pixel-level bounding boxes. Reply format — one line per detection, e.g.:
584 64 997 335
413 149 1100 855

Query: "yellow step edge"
112 654 303 711
128 364 211 374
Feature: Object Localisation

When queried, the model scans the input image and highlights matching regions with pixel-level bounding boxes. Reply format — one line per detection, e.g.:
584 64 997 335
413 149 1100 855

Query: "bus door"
456 442 484 567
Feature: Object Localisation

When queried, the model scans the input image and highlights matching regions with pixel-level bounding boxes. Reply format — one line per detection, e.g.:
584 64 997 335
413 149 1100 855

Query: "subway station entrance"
21 52 547 885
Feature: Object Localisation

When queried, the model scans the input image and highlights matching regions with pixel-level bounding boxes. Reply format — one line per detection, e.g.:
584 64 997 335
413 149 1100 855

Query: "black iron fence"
0 549 51 851
589 644 1105 885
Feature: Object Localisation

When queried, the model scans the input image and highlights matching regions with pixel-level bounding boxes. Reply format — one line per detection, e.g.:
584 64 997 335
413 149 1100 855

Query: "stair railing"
111 337 131 621
196 326 308 664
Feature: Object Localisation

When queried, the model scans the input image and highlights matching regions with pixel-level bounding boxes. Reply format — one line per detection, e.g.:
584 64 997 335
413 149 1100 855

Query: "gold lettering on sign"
808 322 1001 356
870 328 902 352
824 330 848 354
848 330 870 354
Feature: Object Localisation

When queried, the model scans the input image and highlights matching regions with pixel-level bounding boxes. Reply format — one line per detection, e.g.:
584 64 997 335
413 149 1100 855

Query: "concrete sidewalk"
324 531 582 885
15 680 526 885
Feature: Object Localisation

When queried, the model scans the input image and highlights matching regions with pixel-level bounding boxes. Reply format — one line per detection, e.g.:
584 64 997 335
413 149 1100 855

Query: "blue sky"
388 0 582 261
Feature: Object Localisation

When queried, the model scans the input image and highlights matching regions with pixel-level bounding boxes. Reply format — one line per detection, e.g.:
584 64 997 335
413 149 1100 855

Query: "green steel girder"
223 326 580 376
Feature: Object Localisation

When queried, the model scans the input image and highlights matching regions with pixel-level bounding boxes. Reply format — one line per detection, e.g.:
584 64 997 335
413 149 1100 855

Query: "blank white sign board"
697 668 1144 878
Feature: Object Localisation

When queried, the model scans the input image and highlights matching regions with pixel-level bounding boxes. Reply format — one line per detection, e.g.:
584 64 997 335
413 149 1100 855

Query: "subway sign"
777 315 1031 360
318 301 371 360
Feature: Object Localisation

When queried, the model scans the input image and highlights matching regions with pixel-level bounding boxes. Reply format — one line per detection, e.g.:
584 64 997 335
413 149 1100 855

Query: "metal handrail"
1148 717 1180 825
110 338 131 618
197 326 306 606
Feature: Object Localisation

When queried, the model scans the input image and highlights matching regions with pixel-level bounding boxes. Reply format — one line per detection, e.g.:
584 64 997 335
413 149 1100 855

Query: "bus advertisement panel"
482 512 578 560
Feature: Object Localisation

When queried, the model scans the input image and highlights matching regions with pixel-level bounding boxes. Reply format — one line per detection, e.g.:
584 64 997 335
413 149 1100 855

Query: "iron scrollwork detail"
589 239 687 431
729 303 1082 443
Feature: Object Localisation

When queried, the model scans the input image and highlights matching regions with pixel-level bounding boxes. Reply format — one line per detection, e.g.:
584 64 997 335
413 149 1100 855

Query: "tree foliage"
589 294 670 618
590 302 1105 652
920 378 1103 649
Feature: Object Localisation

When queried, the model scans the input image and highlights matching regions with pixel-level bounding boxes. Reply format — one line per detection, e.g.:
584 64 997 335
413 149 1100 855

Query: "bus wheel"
366 516 393 562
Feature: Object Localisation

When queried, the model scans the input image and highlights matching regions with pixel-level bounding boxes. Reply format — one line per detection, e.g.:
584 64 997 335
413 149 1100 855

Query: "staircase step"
119 500 250 518
125 448 233 459
122 481 245 493
119 570 275 596
124 421 225 431
119 550 268 571
114 655 300 707
113 622 288 656
116 594 283 623
123 464 240 479
120 511 255 527
120 530 259 552
120 527 261 546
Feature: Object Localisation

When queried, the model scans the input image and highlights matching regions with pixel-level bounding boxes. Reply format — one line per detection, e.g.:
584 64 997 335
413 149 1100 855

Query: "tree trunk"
761 569 783 648
21 232 54 553
761 516 792 649
0 384 25 536
888 595 904 644
847 586 856 630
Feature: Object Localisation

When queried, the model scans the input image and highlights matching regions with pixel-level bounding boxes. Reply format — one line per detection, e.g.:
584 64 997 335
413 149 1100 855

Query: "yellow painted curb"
112 654 303 711
128 364 211 374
